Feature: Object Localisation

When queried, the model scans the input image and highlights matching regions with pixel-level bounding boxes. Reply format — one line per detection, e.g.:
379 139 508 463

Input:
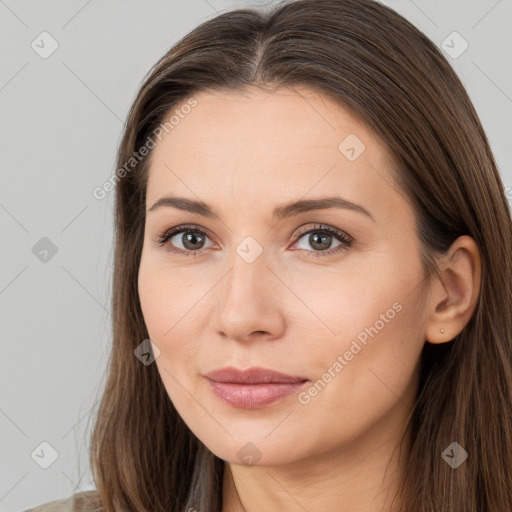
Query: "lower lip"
205 379 309 409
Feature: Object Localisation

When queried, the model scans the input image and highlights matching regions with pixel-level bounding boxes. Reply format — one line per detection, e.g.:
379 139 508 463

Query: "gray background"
1 0 511 510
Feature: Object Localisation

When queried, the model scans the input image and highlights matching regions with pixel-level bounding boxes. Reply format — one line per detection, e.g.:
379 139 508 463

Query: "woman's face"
138 86 429 466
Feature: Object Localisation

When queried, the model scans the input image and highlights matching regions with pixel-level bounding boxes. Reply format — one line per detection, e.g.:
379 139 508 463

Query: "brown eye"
154 225 214 256
153 223 354 259
292 224 353 258
173 230 208 251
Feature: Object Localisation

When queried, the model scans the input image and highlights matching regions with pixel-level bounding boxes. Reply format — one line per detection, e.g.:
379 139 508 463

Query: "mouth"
203 366 310 408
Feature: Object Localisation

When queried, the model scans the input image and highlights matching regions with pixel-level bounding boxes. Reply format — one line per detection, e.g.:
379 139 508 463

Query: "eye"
291 223 353 258
153 224 215 257
152 223 353 258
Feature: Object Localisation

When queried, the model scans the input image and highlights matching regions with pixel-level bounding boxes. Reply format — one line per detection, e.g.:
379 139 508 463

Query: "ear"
424 235 482 344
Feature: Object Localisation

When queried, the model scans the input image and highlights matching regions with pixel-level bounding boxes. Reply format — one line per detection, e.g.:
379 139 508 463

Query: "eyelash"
152 223 354 259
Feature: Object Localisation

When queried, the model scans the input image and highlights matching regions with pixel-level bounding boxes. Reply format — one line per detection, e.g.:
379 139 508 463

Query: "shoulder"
23 490 102 512
23 496 72 512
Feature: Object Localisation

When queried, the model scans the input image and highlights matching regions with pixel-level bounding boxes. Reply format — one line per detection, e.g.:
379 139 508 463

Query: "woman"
27 0 512 510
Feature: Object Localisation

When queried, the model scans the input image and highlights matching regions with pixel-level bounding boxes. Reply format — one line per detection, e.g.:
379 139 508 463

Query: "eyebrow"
147 195 375 222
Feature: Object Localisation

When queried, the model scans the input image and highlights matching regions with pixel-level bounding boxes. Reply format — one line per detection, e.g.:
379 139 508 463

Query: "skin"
137 86 481 512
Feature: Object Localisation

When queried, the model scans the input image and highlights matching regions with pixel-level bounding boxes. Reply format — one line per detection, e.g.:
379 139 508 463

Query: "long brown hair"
83 0 512 510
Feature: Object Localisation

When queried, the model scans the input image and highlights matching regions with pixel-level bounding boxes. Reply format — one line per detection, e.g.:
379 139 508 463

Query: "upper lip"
204 366 309 384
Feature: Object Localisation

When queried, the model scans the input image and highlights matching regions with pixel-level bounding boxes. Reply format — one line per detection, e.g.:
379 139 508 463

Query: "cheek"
138 258 207 340
292 304 424 455
138 267 200 413
137 262 202 392
296 270 426 429
307 236 426 356
283 257 405 347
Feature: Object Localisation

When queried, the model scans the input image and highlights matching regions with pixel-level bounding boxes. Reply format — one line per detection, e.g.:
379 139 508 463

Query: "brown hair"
84 0 512 510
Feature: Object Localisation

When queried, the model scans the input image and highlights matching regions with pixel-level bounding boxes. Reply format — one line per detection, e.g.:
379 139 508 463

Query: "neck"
221 406 412 512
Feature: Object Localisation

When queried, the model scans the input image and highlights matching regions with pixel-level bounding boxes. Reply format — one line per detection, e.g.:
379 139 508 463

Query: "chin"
200 432 313 468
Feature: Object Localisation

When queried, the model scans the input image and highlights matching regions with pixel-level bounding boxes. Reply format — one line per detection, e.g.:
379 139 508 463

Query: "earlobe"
424 235 481 344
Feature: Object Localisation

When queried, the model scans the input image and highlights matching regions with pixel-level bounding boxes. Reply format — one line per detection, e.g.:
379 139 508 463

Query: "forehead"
160 85 380 155
145 85 408 223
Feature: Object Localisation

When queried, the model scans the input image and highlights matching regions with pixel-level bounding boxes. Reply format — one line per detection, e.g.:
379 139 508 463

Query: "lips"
203 366 309 408
204 366 308 384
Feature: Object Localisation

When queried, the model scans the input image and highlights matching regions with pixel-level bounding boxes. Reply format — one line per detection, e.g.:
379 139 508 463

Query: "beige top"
24 497 72 512
23 491 102 512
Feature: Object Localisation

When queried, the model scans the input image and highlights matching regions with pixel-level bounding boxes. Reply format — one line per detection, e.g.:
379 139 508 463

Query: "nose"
213 250 286 344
